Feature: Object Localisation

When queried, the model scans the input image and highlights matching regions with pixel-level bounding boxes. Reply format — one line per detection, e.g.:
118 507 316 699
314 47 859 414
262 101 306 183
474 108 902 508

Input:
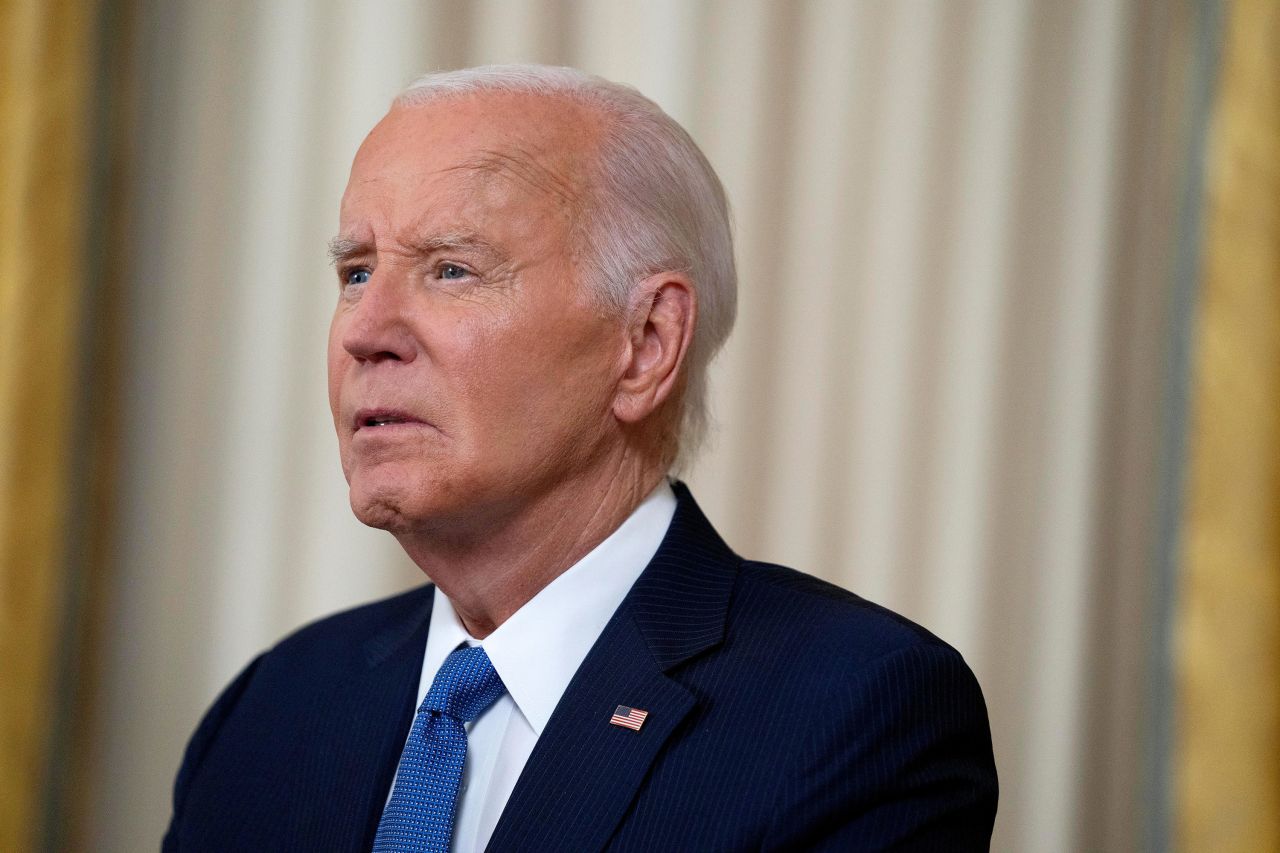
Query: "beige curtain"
86 2 1194 850
1177 0 1280 849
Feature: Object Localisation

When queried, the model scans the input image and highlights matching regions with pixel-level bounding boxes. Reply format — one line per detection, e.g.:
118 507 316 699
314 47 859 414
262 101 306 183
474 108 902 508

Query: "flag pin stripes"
610 705 648 731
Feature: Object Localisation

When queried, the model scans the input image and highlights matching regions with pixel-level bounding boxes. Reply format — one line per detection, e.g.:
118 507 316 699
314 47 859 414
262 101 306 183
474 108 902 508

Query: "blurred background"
2 0 1276 850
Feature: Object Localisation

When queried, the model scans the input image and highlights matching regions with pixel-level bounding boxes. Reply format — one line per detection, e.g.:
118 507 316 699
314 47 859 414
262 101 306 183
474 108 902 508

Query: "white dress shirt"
388 480 677 853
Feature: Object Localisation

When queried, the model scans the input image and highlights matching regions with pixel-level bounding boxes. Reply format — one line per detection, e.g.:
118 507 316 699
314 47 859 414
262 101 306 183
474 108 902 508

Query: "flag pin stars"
610 705 649 731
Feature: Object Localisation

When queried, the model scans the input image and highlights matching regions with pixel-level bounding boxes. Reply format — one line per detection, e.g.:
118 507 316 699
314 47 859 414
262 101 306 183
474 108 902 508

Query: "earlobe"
612 274 695 425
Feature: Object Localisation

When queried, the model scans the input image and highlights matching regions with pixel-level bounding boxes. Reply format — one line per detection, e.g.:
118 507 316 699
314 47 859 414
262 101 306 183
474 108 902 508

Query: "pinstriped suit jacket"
163 484 998 851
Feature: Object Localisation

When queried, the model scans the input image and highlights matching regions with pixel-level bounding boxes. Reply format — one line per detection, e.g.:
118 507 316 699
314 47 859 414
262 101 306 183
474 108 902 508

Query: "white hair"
396 65 737 469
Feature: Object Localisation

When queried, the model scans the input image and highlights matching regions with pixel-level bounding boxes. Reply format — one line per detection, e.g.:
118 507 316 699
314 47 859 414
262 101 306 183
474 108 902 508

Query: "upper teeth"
369 417 399 426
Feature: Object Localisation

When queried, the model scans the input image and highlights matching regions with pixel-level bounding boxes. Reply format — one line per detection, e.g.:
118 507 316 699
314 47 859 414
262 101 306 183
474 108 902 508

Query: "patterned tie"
372 645 506 853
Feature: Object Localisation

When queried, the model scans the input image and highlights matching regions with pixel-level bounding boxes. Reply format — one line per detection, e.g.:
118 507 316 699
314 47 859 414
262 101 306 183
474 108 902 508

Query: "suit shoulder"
266 583 433 664
200 584 432 735
732 561 959 667
731 564 999 848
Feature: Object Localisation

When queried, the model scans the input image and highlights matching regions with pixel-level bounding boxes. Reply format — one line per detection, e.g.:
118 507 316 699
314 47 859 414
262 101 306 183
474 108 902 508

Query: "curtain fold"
88 2 1193 850
1177 0 1280 849
0 1 97 850
1 0 130 848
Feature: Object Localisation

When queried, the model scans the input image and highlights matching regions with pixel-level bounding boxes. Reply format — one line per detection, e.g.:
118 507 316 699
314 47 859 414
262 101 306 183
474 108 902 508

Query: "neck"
394 447 666 638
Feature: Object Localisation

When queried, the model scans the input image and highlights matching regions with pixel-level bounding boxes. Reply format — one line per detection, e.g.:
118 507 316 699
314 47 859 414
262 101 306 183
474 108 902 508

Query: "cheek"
326 323 348 417
460 315 618 434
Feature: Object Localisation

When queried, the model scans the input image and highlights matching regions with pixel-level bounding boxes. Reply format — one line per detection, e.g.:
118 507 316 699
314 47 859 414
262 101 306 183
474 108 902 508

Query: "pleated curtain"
86 2 1194 850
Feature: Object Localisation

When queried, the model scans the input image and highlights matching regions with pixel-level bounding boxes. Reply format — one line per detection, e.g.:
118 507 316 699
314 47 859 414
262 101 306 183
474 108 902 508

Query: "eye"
344 267 371 286
438 262 469 281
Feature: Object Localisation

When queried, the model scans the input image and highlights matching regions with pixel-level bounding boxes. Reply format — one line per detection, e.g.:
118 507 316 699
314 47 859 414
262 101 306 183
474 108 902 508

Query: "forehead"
340 93 603 237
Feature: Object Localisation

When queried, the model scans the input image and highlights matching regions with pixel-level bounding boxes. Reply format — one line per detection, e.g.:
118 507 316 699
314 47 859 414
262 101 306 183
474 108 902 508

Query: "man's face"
328 95 624 535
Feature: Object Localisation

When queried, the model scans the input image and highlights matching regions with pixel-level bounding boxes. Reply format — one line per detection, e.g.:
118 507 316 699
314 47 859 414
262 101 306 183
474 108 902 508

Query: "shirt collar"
420 480 677 735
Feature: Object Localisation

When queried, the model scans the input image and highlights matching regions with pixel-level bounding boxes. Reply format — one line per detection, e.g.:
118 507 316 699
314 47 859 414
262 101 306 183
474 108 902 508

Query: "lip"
352 407 430 432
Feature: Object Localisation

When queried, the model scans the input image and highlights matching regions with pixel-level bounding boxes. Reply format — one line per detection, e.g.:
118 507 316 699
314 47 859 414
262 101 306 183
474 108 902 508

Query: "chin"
347 465 472 535
347 474 423 533
351 496 414 533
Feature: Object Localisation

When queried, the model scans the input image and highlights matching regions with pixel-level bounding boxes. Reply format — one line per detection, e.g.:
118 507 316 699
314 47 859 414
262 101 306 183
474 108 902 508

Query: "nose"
339 271 418 365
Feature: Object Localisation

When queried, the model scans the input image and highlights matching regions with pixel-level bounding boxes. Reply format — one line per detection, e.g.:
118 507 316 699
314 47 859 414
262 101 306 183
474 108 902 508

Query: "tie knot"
423 645 505 723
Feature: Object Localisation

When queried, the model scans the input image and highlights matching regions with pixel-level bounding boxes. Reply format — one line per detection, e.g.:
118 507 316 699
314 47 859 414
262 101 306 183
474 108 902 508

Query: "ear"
612 273 696 425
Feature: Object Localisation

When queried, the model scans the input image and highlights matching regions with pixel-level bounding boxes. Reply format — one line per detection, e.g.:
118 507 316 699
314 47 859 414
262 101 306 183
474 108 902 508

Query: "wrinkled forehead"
340 93 604 233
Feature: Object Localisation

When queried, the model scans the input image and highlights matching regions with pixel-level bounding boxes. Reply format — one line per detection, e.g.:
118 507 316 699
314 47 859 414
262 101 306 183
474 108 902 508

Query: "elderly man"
164 65 997 852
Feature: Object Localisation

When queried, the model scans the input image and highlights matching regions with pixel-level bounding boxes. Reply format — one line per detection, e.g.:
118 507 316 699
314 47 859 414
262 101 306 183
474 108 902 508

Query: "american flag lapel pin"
610 705 649 731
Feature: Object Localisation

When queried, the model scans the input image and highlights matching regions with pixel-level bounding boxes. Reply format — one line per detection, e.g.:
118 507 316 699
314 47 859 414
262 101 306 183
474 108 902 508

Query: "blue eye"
439 263 467 280
344 267 371 286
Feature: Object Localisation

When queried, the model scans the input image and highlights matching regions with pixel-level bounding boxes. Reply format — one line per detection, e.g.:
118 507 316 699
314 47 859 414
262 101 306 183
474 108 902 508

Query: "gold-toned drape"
0 1 101 850
1178 0 1280 850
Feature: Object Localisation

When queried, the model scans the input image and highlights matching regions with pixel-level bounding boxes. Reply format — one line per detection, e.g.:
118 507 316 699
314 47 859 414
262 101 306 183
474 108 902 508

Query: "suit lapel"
487 483 739 852
302 587 434 850
486 611 695 851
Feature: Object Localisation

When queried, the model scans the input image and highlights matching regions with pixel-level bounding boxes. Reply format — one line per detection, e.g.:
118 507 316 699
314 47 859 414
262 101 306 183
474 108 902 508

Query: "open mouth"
353 409 423 430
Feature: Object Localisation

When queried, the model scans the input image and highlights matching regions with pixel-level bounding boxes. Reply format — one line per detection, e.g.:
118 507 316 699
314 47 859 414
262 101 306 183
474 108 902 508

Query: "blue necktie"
373 645 506 853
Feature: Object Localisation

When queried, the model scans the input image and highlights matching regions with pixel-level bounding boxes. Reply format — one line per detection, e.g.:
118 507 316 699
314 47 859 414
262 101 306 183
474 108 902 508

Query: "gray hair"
396 65 737 470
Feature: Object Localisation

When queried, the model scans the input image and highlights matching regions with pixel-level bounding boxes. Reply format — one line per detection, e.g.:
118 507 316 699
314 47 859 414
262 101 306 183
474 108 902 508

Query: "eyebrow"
326 232 506 267
326 236 368 266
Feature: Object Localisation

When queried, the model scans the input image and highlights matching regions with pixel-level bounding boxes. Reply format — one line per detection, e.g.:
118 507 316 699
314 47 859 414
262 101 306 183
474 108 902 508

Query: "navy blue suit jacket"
164 484 997 851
